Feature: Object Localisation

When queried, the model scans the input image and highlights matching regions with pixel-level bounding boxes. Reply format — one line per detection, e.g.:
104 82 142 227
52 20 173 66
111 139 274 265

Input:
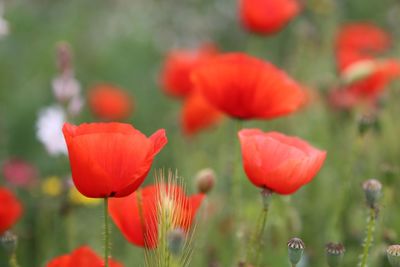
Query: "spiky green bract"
144 170 200 267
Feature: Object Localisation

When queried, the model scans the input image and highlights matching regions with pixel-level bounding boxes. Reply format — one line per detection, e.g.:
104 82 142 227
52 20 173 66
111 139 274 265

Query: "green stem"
232 120 243 211
104 197 110 267
245 190 271 266
9 253 19 267
253 206 269 266
359 207 376 267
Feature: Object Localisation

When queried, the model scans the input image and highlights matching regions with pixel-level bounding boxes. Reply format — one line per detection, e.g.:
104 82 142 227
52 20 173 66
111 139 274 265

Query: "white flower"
36 105 67 156
0 16 9 38
51 74 81 103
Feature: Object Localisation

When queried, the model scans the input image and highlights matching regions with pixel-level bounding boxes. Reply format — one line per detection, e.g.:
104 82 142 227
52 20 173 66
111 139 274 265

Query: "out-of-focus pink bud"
2 158 37 188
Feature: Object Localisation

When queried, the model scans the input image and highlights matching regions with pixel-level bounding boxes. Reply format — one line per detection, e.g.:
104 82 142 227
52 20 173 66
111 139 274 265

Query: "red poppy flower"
62 123 167 198
160 45 217 98
0 187 23 235
109 184 204 248
330 59 400 109
46 246 123 267
181 91 223 135
239 0 301 35
336 23 391 72
191 53 305 120
238 129 326 194
88 84 134 121
347 59 400 98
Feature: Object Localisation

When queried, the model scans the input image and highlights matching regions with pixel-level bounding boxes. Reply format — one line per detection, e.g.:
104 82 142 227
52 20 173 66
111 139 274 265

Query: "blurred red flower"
88 84 133 121
46 246 123 267
181 91 223 136
330 59 400 109
109 184 204 248
160 45 217 98
238 129 326 194
62 123 167 198
0 187 23 235
2 158 37 188
347 59 400 98
192 53 305 120
239 0 300 35
336 23 391 72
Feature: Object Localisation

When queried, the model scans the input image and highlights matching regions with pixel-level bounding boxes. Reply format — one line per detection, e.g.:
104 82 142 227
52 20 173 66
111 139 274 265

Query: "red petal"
0 187 23 235
192 53 305 120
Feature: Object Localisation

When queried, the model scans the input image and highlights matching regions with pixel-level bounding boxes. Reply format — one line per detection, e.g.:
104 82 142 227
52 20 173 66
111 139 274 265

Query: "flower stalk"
104 197 110 267
245 188 272 266
359 179 381 267
9 253 19 267
359 206 377 267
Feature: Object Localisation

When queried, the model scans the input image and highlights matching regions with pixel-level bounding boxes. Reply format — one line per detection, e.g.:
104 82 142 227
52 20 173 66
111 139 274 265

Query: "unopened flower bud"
326 242 345 267
0 231 18 254
387 244 400 267
287 237 305 265
195 168 215 194
358 113 380 136
56 42 72 74
362 179 382 208
167 228 185 255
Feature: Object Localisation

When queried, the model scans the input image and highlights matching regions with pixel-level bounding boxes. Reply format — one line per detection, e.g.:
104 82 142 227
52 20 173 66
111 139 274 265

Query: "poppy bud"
358 113 380 136
287 237 305 266
56 42 72 74
325 242 345 267
0 231 18 255
167 228 185 255
195 168 215 194
387 244 400 267
362 179 382 208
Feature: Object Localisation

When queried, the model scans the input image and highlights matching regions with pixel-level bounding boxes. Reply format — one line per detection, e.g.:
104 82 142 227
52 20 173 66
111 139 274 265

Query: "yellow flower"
69 187 101 206
41 176 62 197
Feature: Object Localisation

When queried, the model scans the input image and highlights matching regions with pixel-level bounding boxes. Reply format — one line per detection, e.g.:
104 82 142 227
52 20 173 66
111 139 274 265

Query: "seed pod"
167 228 185 255
287 237 305 265
362 179 382 208
0 231 18 255
326 242 345 267
387 244 400 267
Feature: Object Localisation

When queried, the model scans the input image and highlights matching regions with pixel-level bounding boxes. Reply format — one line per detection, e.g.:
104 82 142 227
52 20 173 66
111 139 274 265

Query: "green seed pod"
167 228 185 256
362 179 382 208
326 242 345 267
358 113 379 136
0 231 18 255
287 237 305 265
387 244 400 267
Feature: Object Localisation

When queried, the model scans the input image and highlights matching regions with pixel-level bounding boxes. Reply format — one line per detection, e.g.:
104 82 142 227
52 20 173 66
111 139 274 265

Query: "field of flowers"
1 0 400 266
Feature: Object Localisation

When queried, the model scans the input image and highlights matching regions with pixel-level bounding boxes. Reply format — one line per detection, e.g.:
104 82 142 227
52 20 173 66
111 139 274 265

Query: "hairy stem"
359 207 376 267
245 189 271 266
253 206 269 266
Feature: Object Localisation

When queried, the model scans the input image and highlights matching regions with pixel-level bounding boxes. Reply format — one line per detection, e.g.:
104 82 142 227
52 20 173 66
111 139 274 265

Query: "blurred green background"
1 0 400 266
